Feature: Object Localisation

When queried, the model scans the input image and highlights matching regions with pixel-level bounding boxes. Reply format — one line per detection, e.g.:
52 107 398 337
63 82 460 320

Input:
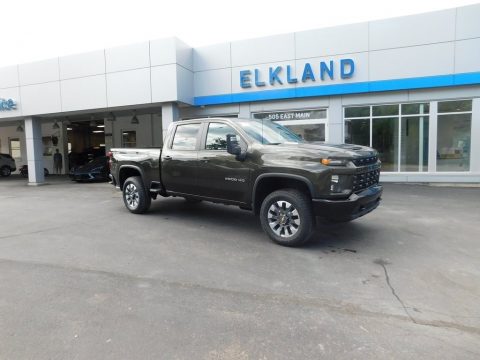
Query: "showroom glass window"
205 123 237 150
171 123 201 150
122 131 136 148
253 109 328 142
436 100 472 172
344 103 429 172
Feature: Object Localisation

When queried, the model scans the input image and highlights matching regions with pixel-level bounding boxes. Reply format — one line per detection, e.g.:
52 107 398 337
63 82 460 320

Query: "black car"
69 156 109 182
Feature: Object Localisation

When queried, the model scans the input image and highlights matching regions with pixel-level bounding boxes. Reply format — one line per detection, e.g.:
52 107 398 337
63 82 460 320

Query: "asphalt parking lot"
0 176 479 359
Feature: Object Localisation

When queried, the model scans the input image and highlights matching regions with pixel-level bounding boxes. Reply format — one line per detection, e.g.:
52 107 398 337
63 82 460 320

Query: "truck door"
196 122 251 203
161 122 202 195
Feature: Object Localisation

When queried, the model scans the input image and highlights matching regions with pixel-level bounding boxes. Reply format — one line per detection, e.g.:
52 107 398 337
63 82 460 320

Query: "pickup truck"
109 117 382 246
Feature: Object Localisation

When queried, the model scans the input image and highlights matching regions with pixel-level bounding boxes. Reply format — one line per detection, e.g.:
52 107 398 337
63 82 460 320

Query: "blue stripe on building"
194 71 480 106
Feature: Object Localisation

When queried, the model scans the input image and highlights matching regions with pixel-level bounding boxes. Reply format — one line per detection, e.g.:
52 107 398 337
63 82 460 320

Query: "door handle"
163 156 172 161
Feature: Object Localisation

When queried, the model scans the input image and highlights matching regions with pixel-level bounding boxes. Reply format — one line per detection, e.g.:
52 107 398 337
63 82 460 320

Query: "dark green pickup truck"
109 117 382 246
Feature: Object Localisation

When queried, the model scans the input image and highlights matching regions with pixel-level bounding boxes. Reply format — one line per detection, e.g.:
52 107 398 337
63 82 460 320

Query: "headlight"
321 158 348 166
330 175 352 194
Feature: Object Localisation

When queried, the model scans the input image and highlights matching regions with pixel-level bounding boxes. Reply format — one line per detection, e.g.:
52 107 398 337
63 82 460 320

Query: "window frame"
343 102 430 173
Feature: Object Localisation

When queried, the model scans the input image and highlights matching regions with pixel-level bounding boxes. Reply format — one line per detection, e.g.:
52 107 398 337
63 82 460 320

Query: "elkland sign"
240 58 355 89
0 98 16 111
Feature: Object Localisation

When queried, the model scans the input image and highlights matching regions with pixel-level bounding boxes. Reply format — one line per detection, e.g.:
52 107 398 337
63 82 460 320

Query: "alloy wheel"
125 183 139 209
267 200 301 238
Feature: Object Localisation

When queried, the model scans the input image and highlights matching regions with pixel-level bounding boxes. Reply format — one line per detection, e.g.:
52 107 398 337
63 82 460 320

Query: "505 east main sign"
240 58 355 89
0 98 17 111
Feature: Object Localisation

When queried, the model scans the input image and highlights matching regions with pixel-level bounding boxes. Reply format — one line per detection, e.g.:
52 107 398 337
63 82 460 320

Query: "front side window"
172 123 201 150
205 123 237 150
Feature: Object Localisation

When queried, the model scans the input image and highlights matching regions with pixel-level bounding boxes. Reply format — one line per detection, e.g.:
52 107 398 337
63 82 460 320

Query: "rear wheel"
260 189 314 247
0 166 11 177
122 176 151 214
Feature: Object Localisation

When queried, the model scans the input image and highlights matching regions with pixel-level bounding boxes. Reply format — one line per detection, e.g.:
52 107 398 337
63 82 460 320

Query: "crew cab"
109 118 382 246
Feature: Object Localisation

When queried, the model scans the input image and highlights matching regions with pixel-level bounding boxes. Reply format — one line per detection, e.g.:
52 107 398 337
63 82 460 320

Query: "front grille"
353 169 380 192
352 156 378 167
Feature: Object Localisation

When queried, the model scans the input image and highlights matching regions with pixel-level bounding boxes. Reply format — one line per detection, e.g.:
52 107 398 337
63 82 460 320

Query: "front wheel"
122 176 151 214
260 189 314 247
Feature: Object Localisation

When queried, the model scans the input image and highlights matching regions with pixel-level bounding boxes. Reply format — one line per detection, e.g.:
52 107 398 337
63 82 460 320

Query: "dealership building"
0 4 479 184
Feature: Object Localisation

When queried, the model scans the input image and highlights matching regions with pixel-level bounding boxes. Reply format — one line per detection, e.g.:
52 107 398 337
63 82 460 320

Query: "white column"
24 117 45 185
161 103 179 141
239 103 250 118
470 98 480 172
328 97 343 143
428 101 438 173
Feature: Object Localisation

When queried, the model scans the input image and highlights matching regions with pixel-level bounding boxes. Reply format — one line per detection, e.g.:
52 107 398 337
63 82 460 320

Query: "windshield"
237 119 304 145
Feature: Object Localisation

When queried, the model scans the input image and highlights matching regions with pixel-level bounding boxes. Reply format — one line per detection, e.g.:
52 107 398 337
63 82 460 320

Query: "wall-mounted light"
52 121 60 129
16 122 24 132
131 110 139 125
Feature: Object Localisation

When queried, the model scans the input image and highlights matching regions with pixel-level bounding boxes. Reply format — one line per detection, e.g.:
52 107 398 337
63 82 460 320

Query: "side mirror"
226 134 246 160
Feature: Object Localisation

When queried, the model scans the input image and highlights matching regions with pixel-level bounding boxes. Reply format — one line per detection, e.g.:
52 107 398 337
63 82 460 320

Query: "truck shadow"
148 198 377 252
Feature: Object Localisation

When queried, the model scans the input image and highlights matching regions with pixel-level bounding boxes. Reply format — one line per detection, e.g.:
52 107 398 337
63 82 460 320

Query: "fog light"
330 175 352 194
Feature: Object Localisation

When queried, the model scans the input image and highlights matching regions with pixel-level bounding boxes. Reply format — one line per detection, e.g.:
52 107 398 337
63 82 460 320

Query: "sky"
0 0 478 68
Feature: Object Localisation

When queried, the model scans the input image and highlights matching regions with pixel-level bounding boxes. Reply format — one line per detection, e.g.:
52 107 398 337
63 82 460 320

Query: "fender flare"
118 164 146 189
252 173 315 212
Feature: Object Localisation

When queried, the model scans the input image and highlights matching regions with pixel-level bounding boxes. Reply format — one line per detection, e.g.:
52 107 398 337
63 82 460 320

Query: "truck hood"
260 142 377 160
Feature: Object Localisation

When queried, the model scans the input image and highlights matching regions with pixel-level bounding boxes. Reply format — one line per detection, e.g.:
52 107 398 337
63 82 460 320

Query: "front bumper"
312 185 382 222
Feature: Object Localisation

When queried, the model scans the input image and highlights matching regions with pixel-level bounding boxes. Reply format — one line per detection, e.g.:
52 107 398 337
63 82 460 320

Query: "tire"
260 189 314 247
122 176 151 214
0 166 11 177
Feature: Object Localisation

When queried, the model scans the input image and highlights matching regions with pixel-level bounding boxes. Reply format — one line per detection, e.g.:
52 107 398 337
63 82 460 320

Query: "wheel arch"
252 173 314 215
118 165 144 190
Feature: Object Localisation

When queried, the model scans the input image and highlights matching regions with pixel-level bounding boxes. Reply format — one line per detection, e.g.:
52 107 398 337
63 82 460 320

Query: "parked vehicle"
69 156 109 182
109 118 382 246
19 165 49 178
68 147 106 169
0 153 17 177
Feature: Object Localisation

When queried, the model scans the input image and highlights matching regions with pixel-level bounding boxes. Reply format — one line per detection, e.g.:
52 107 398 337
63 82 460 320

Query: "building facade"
1 4 479 183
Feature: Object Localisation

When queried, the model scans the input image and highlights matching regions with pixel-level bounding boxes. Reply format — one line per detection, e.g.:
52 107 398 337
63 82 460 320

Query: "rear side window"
172 124 201 150
205 123 237 150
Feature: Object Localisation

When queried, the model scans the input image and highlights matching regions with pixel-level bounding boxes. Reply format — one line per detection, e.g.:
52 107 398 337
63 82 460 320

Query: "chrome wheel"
125 183 139 209
267 200 301 238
